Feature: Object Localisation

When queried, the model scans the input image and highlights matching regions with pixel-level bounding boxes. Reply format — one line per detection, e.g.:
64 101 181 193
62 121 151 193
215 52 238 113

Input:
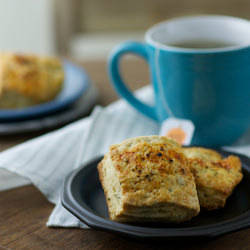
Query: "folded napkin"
0 85 249 229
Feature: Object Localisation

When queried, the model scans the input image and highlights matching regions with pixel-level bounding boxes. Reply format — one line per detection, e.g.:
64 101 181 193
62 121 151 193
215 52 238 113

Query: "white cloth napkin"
0 85 249 229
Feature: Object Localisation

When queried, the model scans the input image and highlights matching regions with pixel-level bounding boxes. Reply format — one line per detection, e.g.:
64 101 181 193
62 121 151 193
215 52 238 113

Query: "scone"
97 136 200 223
183 147 243 210
0 52 64 108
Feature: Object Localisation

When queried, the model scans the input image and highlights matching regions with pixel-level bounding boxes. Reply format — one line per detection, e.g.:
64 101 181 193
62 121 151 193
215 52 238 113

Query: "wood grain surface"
0 60 249 250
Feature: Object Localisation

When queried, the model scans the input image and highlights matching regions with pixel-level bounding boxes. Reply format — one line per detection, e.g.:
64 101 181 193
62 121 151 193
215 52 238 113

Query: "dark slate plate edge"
62 150 250 241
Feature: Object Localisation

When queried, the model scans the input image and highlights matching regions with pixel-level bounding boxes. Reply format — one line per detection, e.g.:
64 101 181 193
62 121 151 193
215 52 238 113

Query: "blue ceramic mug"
108 15 250 146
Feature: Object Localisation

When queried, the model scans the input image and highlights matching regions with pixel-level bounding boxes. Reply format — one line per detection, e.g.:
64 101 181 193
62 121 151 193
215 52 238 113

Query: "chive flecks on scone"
183 147 243 210
97 135 200 223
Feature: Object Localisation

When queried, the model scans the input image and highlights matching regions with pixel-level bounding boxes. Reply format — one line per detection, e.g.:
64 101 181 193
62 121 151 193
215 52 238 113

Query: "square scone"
183 147 243 210
97 136 200 223
0 52 64 108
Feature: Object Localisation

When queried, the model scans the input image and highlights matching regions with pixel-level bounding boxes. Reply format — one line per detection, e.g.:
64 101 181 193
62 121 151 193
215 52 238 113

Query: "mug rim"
145 15 250 53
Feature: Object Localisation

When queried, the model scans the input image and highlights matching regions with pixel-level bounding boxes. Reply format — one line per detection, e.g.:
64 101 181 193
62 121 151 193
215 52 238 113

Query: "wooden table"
0 59 249 250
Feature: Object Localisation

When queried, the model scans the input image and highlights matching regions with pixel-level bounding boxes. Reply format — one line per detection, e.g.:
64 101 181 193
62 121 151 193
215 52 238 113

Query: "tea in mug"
168 40 237 49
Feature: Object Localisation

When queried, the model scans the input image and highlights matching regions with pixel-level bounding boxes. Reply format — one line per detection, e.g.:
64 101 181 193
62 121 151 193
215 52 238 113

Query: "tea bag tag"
159 118 195 145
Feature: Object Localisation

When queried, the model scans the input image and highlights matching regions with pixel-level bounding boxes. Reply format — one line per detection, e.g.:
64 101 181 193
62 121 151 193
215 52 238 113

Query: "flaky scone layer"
98 136 200 223
183 147 243 210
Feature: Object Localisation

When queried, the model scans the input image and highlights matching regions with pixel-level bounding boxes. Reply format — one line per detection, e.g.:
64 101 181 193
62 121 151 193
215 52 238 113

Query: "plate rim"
62 149 250 240
0 84 99 135
0 61 89 121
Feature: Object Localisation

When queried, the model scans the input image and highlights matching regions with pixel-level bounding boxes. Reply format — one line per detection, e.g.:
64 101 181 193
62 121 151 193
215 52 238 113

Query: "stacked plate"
0 61 98 135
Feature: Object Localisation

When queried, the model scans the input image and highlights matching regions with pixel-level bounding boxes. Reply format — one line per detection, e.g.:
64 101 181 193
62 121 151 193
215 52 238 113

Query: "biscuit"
98 136 200 223
0 52 64 108
183 147 243 210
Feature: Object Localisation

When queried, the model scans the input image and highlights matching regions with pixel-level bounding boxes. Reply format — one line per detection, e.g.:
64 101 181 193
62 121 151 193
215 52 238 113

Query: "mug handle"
108 41 158 120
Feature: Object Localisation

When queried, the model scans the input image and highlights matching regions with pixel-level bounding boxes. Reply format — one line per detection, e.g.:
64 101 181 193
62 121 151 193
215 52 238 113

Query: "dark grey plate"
0 84 98 135
62 149 250 240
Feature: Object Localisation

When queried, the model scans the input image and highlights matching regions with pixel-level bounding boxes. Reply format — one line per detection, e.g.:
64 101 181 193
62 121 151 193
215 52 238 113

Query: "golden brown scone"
97 136 200 223
183 147 223 162
183 147 243 210
0 52 64 108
